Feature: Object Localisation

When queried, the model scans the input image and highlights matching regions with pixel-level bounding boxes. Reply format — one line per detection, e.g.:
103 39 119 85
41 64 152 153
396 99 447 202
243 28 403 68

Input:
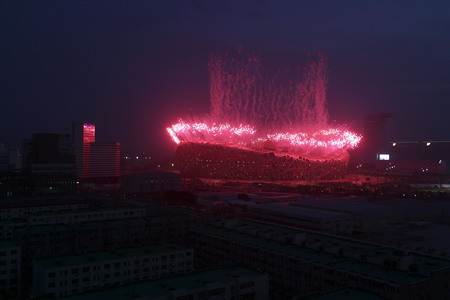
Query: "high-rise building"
23 134 74 167
0 144 21 170
72 123 121 189
350 112 392 165
72 123 95 179
89 142 120 179
362 112 392 161
20 134 76 195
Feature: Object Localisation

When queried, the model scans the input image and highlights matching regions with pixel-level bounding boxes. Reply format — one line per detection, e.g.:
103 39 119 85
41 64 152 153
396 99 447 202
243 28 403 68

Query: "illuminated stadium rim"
167 121 361 150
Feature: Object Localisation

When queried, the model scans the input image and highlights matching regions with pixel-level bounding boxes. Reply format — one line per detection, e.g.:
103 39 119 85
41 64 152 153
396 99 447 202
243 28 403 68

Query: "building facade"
191 219 450 299
63 267 269 300
89 142 121 179
72 123 96 179
0 240 21 297
121 171 182 193
32 244 194 298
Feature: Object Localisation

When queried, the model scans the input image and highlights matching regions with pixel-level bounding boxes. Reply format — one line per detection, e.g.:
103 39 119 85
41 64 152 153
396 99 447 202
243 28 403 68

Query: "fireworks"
167 121 361 153
264 129 361 150
166 121 256 145
165 51 362 180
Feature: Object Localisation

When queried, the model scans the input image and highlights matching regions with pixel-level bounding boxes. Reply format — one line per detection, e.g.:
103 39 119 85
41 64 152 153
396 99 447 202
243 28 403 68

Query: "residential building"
247 203 353 234
293 198 397 235
191 219 450 299
32 244 193 298
64 267 269 300
0 197 89 220
0 240 21 297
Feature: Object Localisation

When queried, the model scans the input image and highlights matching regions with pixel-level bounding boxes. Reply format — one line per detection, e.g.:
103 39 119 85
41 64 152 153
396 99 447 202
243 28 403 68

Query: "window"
208 288 225 297
176 295 194 300
240 282 255 289
239 292 256 299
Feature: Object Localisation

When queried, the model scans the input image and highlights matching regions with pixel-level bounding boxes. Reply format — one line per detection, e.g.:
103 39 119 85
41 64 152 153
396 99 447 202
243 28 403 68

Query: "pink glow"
167 121 256 144
166 128 180 144
167 121 361 151
165 51 362 163
265 129 361 150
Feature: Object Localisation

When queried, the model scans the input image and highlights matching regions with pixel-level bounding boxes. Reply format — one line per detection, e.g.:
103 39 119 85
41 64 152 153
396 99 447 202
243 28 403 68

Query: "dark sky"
2 1 450 158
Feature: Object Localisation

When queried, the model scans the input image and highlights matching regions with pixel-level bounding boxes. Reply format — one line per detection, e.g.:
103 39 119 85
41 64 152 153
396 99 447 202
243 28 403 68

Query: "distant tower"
363 113 392 161
89 142 121 178
72 123 95 179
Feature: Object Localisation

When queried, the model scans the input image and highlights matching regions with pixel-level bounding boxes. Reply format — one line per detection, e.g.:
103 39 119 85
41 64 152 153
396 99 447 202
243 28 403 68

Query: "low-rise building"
0 197 89 220
0 240 21 297
64 267 269 300
25 206 146 225
32 244 193 298
293 198 397 235
0 220 26 239
247 203 353 234
121 171 182 193
12 211 197 285
303 288 385 299
191 219 450 299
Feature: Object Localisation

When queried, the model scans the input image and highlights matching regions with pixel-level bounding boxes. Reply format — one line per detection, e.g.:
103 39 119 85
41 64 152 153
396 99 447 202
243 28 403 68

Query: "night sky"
2 1 450 158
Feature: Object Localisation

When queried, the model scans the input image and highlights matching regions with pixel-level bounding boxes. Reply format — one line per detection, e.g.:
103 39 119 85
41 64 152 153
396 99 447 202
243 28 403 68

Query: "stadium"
166 52 361 181
176 142 349 181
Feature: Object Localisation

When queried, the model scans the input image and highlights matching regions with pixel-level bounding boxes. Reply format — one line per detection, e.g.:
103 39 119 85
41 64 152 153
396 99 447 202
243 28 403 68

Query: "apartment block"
191 219 450 299
0 197 89 220
0 240 21 297
33 244 193 298
64 267 269 300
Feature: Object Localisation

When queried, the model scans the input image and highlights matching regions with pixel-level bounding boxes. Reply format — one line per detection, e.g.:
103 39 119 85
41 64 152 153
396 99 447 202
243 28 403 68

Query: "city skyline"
2 2 450 299
2 1 450 158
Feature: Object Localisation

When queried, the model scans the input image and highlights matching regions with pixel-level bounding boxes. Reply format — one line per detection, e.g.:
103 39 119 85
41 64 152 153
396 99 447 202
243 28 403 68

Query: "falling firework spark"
166 51 362 181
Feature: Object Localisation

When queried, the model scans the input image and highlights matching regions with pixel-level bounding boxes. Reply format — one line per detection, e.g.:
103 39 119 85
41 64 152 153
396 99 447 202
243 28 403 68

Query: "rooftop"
194 226 349 265
0 197 87 209
194 220 450 285
35 244 190 270
304 288 386 299
64 267 265 300
251 203 349 220
26 206 144 218
294 198 388 214
332 260 426 284
0 239 18 248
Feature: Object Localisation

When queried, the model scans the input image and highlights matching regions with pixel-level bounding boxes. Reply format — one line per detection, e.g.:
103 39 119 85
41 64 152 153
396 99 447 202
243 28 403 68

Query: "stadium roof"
294 199 388 215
